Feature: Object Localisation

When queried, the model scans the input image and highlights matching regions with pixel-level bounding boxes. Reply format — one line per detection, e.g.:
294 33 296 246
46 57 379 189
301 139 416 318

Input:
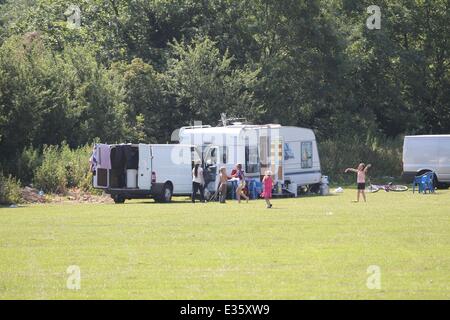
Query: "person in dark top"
192 162 205 203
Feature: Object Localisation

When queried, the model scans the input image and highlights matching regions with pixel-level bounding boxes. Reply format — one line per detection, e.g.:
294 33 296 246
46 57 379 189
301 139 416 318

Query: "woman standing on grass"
232 164 249 203
218 166 228 204
192 162 205 203
345 163 372 202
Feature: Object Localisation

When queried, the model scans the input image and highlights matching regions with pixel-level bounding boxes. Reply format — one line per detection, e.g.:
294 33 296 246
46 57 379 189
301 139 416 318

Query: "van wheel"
417 171 441 190
113 195 125 204
435 177 448 189
156 183 173 203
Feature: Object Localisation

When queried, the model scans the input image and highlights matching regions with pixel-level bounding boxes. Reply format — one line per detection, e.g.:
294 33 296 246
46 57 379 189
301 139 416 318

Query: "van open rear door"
92 144 110 189
138 144 152 190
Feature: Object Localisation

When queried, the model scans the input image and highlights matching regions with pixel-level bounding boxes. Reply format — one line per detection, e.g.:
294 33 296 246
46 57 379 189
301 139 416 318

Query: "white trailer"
177 123 322 195
92 143 199 203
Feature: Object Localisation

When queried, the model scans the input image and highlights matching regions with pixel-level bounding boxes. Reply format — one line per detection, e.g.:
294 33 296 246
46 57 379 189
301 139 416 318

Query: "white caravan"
402 135 450 187
177 123 322 195
92 143 199 203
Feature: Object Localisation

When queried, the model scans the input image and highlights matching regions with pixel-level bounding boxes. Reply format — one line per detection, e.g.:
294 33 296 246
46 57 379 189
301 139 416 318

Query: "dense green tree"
333 0 450 136
164 37 260 125
0 0 449 180
111 58 168 142
0 34 129 170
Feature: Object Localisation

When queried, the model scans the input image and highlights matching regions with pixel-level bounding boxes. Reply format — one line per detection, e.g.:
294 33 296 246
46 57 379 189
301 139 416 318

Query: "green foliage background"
0 0 449 191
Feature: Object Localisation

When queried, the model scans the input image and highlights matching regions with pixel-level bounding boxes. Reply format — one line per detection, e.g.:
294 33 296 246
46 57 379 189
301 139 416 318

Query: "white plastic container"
288 183 298 197
320 184 330 196
126 169 138 188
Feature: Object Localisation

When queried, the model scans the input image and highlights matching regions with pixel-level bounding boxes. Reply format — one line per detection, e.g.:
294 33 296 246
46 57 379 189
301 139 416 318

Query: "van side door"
138 144 152 190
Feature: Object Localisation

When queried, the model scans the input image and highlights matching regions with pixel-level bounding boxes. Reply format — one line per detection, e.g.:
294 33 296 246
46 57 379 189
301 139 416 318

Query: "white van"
402 135 450 187
177 123 322 195
92 143 199 203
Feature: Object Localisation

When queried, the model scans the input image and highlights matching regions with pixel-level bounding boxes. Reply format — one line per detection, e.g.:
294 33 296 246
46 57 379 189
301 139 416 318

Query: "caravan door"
203 145 220 192
138 144 152 190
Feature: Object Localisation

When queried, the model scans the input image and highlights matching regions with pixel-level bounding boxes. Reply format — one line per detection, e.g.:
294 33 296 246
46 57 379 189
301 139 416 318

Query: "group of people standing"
192 161 373 206
191 163 274 208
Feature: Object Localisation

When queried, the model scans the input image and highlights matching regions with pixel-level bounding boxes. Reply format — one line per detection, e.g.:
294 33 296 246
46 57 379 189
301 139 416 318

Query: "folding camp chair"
412 172 435 194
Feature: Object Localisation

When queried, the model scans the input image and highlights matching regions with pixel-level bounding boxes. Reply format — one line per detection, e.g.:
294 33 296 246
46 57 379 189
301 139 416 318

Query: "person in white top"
192 162 205 203
345 163 372 202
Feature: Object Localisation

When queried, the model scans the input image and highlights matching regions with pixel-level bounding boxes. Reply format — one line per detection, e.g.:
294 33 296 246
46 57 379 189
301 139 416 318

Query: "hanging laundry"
89 145 99 172
97 144 111 169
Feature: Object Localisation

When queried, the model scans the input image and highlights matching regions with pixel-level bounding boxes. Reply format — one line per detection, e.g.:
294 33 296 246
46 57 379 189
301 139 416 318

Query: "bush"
34 145 67 193
33 143 94 194
16 146 42 185
60 144 92 189
319 135 403 184
0 173 22 205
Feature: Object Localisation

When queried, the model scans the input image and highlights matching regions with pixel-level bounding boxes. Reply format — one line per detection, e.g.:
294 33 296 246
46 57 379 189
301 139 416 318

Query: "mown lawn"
0 189 449 299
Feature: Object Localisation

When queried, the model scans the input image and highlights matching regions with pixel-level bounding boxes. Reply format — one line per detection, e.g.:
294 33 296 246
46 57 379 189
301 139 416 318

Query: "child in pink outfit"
262 171 274 208
345 163 372 202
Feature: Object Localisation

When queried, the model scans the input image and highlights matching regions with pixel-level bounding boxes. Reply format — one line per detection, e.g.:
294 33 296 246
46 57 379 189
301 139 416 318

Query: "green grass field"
0 189 449 300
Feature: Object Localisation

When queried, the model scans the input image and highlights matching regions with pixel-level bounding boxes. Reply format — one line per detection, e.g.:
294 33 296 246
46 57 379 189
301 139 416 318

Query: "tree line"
0 0 449 186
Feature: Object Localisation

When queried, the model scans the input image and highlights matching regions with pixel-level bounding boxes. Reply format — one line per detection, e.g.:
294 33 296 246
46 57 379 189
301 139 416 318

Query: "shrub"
34 145 67 193
60 144 92 189
0 173 22 205
16 146 42 185
33 143 94 194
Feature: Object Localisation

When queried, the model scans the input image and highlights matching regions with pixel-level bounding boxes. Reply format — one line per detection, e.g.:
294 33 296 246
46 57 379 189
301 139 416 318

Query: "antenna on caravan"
218 114 249 126
220 113 227 127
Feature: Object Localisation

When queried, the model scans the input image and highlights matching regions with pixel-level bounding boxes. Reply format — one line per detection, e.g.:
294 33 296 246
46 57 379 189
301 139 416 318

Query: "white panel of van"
152 145 192 194
403 135 450 183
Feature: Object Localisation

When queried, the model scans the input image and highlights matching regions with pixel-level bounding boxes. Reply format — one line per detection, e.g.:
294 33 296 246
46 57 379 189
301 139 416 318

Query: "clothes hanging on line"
97 144 111 169
89 145 99 172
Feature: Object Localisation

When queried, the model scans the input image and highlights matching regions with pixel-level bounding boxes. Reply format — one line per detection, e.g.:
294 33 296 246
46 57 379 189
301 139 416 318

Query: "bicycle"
366 181 409 193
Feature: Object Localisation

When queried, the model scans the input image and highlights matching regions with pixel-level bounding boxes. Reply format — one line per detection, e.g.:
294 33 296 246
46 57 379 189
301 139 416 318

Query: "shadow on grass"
0 204 26 209
126 194 342 205
127 199 193 205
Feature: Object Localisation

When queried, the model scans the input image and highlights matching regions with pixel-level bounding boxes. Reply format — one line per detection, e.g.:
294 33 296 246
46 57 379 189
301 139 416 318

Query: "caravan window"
301 141 313 168
245 138 259 174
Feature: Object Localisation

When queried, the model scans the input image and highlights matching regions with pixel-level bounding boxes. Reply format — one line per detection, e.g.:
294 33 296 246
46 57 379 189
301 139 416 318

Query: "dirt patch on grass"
21 186 113 204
